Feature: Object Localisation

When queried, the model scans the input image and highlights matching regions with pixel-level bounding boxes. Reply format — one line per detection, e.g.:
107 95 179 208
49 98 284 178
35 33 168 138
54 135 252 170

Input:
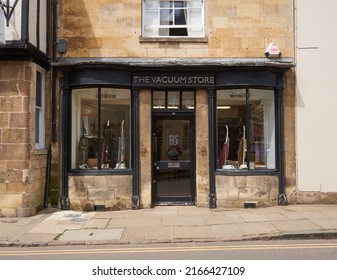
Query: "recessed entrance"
152 116 195 205
150 88 196 205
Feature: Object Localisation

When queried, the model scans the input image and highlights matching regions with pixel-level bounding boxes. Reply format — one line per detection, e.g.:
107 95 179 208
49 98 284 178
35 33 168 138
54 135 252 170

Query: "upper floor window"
142 0 204 37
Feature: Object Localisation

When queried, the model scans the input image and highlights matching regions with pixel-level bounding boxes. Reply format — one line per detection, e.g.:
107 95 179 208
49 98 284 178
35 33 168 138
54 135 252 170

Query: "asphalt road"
1 239 337 260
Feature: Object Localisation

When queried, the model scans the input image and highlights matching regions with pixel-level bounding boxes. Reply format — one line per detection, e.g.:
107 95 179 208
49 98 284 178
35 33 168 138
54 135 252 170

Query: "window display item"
78 120 89 168
115 120 126 169
238 125 247 169
219 125 231 169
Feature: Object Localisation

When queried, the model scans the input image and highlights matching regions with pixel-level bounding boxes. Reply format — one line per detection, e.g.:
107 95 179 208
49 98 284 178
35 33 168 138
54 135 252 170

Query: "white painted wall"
39 0 47 53
2 0 47 53
3 0 22 41
29 0 38 46
296 0 337 192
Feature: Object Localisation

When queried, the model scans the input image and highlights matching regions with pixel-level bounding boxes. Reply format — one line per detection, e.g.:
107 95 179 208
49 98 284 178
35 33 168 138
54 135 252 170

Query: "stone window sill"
34 149 48 155
139 36 208 43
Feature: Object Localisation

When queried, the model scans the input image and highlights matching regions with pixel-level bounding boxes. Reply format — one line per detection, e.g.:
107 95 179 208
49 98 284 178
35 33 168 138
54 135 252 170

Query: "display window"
71 87 131 170
217 88 276 171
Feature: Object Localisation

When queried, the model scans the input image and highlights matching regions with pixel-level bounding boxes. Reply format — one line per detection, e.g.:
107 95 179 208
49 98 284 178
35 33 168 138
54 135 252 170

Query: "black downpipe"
131 89 140 209
51 0 57 143
43 144 52 208
277 75 288 205
61 77 70 210
208 89 217 208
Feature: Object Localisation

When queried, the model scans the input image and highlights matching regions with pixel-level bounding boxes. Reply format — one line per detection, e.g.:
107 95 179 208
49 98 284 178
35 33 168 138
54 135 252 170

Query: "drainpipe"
131 89 140 209
51 0 57 143
278 74 288 206
51 0 63 209
208 89 217 208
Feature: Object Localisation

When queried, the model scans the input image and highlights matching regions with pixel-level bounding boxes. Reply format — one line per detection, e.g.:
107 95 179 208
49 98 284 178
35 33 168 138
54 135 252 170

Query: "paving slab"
146 226 173 241
319 210 337 219
27 220 82 234
173 226 215 239
236 222 279 236
142 209 178 218
203 215 244 225
271 219 323 232
310 219 337 230
14 233 57 243
93 210 144 219
177 208 213 217
212 224 243 239
162 216 205 226
58 228 124 241
107 217 162 228
83 218 110 229
121 227 147 241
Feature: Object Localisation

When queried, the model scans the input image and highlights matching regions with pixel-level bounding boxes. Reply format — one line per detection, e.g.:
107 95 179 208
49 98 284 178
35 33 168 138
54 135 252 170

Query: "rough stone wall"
57 0 294 58
139 89 152 208
195 89 209 207
0 62 48 217
68 175 132 211
216 175 279 207
283 69 297 203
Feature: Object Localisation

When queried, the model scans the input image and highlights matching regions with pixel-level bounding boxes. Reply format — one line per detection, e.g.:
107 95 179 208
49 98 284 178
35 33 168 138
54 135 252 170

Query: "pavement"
1 204 337 247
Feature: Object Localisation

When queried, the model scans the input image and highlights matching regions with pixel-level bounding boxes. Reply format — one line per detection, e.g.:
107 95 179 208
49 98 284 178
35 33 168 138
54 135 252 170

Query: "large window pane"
249 89 275 170
217 89 247 170
71 88 131 170
217 88 277 171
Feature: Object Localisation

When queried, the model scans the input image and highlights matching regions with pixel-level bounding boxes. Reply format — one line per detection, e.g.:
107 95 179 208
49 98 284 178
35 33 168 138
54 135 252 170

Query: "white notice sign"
0 8 5 44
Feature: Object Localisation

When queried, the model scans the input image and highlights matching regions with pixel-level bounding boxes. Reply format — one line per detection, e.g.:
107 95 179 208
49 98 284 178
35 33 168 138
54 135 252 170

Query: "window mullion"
246 88 251 170
98 87 102 170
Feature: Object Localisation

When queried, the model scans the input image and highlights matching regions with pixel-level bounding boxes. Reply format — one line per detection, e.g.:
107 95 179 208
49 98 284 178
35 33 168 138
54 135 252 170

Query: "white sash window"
143 0 204 37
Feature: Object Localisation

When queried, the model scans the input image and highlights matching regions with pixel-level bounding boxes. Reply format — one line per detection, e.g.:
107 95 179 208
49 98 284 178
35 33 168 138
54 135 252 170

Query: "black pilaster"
208 89 217 208
61 75 70 210
277 74 288 205
131 89 140 209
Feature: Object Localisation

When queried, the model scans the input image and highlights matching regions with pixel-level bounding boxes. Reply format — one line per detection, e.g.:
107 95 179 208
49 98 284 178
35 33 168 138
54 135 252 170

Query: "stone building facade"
53 0 296 211
0 0 51 217
1 0 301 217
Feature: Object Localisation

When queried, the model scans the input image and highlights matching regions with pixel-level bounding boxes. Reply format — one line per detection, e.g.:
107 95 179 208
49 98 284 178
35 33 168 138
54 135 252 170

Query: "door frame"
152 112 196 206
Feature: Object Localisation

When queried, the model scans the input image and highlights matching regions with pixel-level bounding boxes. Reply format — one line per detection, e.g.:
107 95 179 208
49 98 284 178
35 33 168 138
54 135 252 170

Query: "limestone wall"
68 175 132 211
57 0 294 58
195 89 209 207
0 62 49 217
216 175 279 207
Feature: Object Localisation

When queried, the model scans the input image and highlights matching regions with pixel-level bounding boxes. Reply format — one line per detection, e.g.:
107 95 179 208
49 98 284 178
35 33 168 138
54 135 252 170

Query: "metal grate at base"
93 205 107 211
244 201 258 208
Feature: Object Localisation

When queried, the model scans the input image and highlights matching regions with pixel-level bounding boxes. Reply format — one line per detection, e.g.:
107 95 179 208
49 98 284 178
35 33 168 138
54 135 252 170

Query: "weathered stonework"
68 175 132 211
52 0 301 209
216 175 279 207
0 62 49 217
139 89 152 208
57 0 294 59
283 69 297 203
195 89 209 207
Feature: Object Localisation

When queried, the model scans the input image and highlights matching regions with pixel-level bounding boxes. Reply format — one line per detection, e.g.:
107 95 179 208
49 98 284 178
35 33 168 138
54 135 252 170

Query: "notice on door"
168 162 180 168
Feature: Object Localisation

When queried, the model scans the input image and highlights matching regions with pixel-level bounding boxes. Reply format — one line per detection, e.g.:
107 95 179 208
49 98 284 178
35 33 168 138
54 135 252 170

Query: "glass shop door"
152 117 195 205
